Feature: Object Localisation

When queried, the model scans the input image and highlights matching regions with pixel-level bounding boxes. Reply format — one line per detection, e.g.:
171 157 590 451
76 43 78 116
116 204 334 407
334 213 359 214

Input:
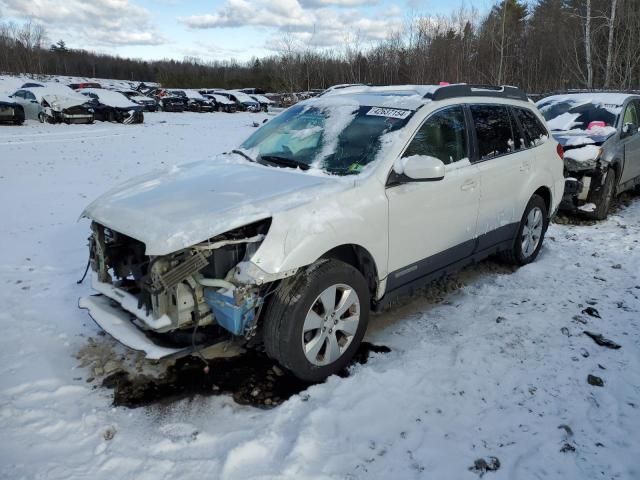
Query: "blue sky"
0 0 495 63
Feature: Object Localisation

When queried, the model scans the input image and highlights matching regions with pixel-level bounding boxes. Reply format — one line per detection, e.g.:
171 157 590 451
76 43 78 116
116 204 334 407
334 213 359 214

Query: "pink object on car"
587 121 606 130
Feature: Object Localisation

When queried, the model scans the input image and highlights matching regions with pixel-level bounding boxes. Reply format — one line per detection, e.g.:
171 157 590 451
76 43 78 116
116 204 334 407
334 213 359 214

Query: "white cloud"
181 0 310 29
0 0 166 47
180 0 401 50
299 0 378 7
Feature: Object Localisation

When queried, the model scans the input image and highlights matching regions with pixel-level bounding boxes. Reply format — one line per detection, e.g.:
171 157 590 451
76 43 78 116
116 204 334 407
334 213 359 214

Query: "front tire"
263 259 370 382
500 194 548 266
589 168 615 220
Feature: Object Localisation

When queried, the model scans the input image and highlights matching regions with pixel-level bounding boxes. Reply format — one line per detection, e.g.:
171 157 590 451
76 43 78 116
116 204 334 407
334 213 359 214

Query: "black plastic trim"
376 222 519 310
425 84 528 102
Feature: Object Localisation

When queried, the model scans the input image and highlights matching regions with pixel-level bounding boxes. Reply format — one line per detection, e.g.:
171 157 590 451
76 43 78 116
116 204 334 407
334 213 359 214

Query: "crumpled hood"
42 94 88 110
82 157 347 255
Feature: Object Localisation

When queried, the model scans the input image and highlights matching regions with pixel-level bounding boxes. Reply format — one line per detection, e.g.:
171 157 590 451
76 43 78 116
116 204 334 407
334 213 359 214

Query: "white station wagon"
80 84 564 381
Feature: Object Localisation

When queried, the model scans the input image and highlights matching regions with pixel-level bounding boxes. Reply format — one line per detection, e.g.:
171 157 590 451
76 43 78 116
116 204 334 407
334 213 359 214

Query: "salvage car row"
0 82 274 126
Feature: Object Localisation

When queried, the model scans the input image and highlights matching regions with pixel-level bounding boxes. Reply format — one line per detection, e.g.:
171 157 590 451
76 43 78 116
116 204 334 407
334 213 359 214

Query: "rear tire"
589 168 615 220
500 194 548 266
13 107 25 125
262 259 370 382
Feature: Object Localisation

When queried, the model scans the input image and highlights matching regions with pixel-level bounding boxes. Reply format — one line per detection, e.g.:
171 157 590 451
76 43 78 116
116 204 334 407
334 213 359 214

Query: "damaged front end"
559 143 610 214
80 219 272 360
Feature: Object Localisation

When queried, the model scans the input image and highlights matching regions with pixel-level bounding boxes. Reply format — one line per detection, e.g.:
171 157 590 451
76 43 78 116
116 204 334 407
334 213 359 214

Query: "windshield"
239 103 413 175
537 96 622 131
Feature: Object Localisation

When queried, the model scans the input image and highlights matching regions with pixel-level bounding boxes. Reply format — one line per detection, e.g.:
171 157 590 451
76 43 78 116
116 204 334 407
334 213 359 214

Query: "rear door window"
402 106 468 165
514 107 549 147
470 105 517 160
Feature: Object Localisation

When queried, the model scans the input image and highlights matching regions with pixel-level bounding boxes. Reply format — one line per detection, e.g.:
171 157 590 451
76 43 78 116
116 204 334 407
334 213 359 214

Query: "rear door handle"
520 160 532 172
460 180 477 191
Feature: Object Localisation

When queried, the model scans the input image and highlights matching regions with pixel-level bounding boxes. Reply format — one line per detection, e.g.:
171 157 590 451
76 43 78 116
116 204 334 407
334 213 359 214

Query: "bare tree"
604 0 618 88
585 0 593 88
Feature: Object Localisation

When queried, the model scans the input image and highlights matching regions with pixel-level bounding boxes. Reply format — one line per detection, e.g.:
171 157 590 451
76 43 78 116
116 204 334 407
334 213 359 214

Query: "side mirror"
402 155 446 181
31 100 38 104
622 122 637 138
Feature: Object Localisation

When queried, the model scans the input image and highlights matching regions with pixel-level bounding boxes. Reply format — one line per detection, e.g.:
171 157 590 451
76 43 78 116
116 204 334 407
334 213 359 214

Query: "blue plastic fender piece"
203 288 259 336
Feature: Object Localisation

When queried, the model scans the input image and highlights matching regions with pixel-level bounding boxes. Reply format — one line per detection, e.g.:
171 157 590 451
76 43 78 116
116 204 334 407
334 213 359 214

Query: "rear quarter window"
470 104 517 160
514 107 548 147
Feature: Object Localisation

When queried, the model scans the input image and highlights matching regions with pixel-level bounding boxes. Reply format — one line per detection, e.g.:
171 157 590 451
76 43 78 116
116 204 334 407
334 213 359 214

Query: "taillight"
556 143 564 160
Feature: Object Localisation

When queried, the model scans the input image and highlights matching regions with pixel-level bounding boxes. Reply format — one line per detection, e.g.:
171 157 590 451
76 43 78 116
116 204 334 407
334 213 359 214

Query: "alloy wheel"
521 206 543 258
301 283 360 366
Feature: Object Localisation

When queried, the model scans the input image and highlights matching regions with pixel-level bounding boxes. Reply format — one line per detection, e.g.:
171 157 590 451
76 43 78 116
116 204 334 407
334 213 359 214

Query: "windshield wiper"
259 155 310 170
231 149 255 163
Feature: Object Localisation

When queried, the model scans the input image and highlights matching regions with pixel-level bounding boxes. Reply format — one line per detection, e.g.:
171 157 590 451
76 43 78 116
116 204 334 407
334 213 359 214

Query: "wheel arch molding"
319 244 380 302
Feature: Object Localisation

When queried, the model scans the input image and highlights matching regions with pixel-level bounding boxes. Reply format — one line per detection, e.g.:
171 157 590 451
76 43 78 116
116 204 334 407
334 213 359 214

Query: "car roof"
19 85 86 101
320 84 529 110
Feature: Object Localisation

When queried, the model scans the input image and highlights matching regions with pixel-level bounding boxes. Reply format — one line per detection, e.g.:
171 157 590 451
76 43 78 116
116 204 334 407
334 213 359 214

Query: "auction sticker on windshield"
366 107 412 119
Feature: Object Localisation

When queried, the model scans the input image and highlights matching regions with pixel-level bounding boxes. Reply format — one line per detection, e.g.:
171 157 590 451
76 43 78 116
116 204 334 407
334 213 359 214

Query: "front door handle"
460 180 477 191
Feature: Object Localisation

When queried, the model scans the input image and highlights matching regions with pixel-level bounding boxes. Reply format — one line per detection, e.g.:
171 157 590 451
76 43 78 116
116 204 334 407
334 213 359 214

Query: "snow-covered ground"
1 112 639 480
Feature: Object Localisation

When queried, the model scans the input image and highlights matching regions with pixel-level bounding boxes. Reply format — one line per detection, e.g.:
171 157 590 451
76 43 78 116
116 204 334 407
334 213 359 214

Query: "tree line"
1 0 638 94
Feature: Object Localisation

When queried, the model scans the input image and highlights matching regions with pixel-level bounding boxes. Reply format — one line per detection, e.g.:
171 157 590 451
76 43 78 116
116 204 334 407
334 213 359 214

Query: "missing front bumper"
79 294 244 361
79 295 189 360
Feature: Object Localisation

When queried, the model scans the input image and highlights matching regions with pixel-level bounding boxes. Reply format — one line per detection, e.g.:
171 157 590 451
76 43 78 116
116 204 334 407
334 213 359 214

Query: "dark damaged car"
537 92 640 219
79 88 144 124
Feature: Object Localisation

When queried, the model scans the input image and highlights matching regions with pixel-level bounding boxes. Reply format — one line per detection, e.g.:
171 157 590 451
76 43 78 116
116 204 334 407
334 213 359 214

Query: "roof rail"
425 84 528 102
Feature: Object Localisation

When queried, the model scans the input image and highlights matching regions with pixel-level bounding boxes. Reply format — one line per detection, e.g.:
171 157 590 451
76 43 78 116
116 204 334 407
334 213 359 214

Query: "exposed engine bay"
561 144 608 212
87 219 272 345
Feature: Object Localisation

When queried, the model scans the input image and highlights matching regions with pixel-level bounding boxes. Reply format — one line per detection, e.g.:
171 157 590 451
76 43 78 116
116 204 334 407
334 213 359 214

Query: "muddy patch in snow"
95 342 390 409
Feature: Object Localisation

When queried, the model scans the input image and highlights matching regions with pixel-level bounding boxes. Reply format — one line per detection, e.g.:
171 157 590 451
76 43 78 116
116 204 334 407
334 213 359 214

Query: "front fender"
246 181 389 283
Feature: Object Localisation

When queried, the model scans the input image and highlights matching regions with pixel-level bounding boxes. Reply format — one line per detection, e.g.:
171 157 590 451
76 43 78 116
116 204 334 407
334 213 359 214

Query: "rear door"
469 104 529 250
15 90 38 119
620 100 640 183
386 105 480 290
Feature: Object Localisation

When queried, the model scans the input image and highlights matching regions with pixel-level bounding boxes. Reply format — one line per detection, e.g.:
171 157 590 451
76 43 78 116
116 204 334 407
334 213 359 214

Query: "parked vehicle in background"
69 82 102 90
250 94 273 112
149 88 187 112
216 90 260 112
537 91 640 219
238 88 267 95
10 86 94 124
319 84 367 96
79 88 144 124
80 84 563 381
200 92 237 112
158 96 186 112
0 95 25 125
117 90 158 112
167 89 215 112
21 82 44 88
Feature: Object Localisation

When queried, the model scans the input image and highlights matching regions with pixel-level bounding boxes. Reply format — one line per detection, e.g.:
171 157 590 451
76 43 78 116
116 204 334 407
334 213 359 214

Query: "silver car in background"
537 92 640 219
